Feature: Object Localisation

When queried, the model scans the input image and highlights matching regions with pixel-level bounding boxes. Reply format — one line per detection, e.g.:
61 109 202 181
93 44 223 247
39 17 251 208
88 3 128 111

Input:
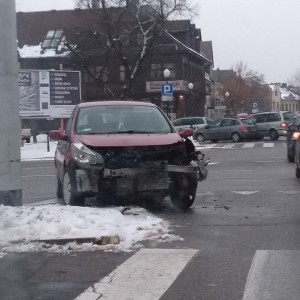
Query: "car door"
202 118 222 140
55 110 75 180
220 118 235 140
191 117 204 131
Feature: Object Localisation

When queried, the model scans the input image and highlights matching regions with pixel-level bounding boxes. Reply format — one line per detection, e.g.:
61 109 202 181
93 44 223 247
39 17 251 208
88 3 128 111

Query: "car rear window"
242 119 254 125
283 112 296 121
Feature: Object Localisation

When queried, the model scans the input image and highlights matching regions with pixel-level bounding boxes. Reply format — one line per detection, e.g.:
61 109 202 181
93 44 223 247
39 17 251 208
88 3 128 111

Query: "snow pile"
21 134 56 161
0 205 182 255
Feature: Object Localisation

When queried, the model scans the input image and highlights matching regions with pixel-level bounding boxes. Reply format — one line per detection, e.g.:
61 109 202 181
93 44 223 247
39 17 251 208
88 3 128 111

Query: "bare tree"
288 68 300 95
222 61 269 115
66 0 198 99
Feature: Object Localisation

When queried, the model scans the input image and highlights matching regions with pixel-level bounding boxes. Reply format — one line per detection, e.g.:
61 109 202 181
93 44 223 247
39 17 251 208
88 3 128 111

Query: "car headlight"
71 142 104 166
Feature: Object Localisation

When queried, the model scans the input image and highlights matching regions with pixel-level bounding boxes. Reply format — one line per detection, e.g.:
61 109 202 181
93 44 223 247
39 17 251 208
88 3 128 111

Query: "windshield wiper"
106 130 153 134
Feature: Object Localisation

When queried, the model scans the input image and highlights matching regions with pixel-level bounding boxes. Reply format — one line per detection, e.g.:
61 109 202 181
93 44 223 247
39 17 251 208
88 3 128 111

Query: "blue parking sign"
161 84 173 95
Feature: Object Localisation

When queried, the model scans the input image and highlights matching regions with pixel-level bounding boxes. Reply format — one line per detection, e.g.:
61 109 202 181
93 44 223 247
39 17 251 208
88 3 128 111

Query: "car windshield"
75 105 172 134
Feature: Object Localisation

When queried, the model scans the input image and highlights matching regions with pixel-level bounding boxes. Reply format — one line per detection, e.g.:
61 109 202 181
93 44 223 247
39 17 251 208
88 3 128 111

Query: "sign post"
161 83 173 119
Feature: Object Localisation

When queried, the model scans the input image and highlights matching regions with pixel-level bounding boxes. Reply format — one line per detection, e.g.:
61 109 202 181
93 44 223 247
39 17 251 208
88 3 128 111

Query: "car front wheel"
62 168 85 206
196 133 205 143
169 174 197 210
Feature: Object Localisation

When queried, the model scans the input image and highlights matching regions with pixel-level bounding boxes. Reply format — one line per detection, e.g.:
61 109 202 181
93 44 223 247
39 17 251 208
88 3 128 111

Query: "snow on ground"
0 205 182 256
0 136 182 255
21 134 56 161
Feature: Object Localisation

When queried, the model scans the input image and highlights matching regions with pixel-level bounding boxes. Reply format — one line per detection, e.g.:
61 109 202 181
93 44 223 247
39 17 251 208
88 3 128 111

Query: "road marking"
232 191 259 195
74 248 198 300
263 143 274 147
21 175 56 178
243 250 300 300
242 143 255 148
223 144 235 149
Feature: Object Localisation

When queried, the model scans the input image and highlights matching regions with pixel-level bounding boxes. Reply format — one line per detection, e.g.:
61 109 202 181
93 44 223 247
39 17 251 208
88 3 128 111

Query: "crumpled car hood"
75 133 183 147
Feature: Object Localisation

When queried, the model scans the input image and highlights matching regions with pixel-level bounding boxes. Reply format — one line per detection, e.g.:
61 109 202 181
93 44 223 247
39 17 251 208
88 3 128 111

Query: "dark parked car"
49 101 208 209
193 117 262 143
287 115 300 162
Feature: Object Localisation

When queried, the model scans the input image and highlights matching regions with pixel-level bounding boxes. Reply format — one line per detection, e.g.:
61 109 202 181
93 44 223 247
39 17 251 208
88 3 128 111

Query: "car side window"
233 120 241 125
221 119 233 126
296 117 300 125
192 118 204 125
269 113 281 122
172 119 182 126
65 110 75 134
255 114 267 123
181 118 192 126
209 118 221 128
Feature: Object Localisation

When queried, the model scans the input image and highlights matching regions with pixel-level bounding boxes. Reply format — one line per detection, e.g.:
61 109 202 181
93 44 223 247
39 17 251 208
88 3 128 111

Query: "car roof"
77 100 156 108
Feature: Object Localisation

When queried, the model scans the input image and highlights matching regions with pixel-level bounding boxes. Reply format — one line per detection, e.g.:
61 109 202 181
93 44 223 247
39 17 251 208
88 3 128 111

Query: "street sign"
161 84 173 95
162 95 173 102
252 101 259 109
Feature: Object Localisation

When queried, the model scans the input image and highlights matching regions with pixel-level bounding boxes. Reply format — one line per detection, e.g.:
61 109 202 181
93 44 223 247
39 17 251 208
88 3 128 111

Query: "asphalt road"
2 139 300 300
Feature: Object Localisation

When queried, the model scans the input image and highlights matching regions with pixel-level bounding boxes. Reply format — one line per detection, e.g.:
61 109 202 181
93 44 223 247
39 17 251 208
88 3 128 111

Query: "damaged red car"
49 101 208 209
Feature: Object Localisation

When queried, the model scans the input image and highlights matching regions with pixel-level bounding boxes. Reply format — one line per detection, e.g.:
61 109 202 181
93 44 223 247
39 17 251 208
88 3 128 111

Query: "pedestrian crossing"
71 248 300 300
193 141 284 150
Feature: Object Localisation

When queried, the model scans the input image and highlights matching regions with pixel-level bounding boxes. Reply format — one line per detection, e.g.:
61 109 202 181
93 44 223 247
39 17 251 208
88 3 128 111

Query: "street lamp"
225 91 230 117
163 68 172 118
163 68 170 81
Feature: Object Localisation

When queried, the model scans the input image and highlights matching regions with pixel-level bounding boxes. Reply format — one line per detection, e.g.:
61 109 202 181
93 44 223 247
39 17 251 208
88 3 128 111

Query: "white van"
247 111 296 140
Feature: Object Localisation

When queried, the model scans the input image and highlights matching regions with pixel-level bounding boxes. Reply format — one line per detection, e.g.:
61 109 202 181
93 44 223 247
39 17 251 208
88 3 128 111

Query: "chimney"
91 0 100 9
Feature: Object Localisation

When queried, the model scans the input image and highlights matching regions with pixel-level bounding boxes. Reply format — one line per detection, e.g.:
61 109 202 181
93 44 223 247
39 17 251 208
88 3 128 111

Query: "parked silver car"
247 111 296 141
193 117 261 143
172 117 213 132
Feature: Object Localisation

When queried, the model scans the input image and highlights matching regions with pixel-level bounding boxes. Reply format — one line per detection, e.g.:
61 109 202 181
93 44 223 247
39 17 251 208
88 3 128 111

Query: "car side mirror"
49 130 67 141
289 125 299 132
178 127 193 138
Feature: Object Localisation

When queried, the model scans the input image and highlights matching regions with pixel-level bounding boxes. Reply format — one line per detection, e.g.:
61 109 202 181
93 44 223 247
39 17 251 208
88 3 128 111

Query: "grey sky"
15 0 300 84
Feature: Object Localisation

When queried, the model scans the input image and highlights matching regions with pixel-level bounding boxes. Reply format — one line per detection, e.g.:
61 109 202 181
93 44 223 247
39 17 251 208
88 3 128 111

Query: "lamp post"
163 68 171 118
225 91 230 117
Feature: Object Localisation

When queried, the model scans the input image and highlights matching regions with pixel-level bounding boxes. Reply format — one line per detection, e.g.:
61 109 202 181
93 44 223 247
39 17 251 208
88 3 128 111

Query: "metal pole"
0 0 22 206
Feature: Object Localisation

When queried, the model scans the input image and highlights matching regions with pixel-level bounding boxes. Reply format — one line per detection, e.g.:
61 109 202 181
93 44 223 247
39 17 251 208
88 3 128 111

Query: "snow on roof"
18 43 71 58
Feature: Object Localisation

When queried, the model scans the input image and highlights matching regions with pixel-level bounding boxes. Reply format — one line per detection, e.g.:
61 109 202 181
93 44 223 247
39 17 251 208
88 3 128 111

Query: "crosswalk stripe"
262 143 274 147
222 144 236 149
242 143 255 148
74 248 198 300
243 250 300 300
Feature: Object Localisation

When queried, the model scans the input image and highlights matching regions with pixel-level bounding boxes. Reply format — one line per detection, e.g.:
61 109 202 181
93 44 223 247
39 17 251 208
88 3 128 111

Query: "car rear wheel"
196 133 205 143
56 177 63 199
269 129 279 141
288 152 295 163
62 168 85 206
169 174 197 210
231 132 241 142
296 166 300 178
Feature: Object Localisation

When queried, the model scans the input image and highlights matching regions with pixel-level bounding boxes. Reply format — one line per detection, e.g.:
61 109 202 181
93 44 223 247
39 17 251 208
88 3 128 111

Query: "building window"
120 66 125 81
275 90 278 96
42 30 64 49
150 63 175 80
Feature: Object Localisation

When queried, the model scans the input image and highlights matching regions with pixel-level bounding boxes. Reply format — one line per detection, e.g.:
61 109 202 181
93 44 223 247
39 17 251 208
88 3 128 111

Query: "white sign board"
18 70 81 118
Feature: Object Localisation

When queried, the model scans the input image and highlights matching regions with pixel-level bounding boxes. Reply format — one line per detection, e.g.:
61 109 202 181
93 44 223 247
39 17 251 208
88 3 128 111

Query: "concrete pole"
0 0 22 206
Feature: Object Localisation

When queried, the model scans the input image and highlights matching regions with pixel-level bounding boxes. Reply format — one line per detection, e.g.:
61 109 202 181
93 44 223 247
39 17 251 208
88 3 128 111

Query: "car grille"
89 143 186 169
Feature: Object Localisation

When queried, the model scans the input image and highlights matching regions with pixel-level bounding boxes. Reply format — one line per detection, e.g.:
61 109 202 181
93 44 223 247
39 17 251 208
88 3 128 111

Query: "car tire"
62 168 85 206
56 177 63 199
25 138 30 143
296 166 300 178
269 129 279 141
169 173 197 210
287 152 295 163
196 133 205 143
231 132 241 142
